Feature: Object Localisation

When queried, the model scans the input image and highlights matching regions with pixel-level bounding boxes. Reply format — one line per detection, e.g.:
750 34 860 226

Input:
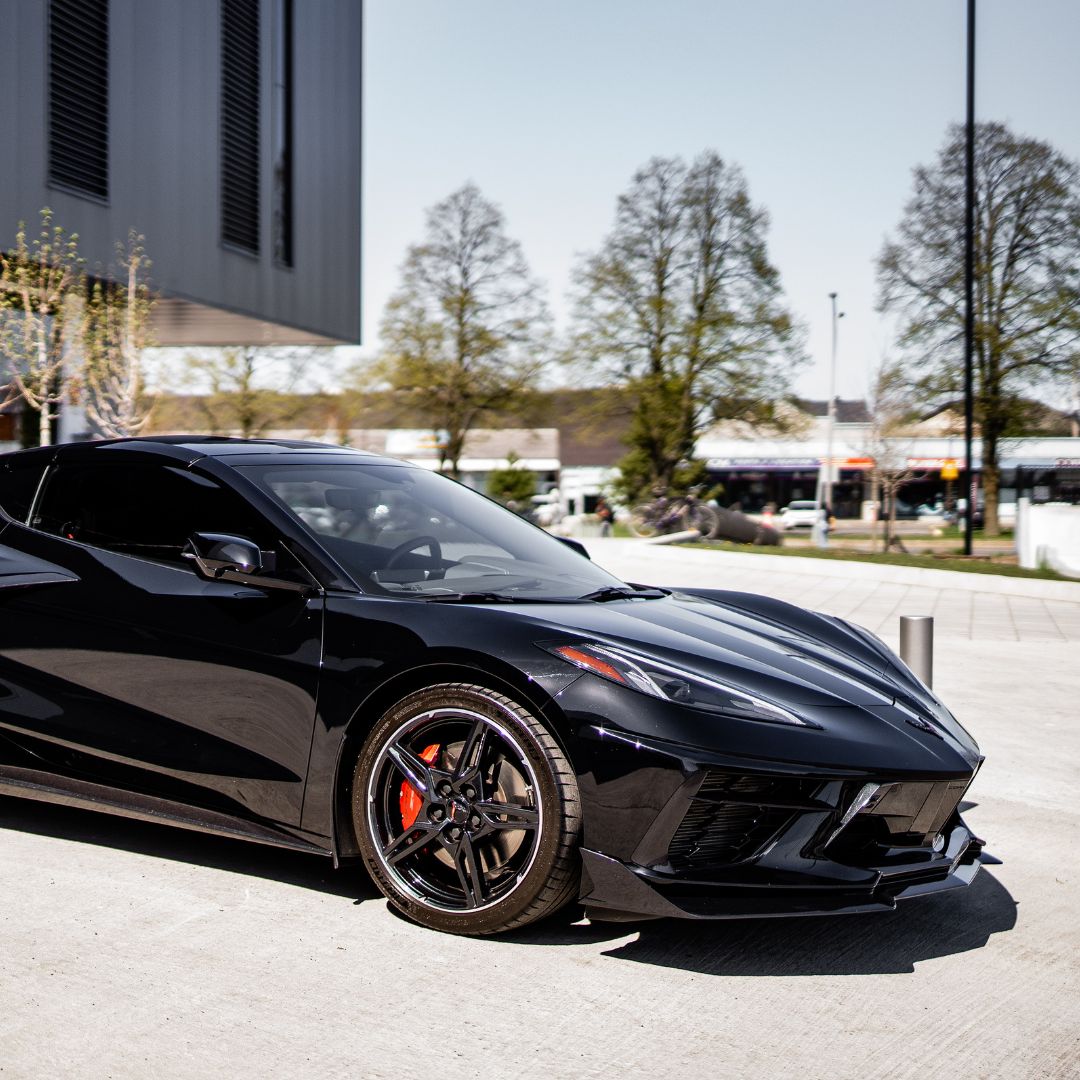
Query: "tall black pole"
963 0 976 555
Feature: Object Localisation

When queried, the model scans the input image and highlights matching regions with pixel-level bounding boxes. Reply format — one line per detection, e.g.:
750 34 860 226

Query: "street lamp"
819 292 844 512
962 0 976 555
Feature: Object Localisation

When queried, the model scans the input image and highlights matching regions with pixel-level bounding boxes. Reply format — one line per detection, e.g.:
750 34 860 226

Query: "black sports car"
0 437 989 935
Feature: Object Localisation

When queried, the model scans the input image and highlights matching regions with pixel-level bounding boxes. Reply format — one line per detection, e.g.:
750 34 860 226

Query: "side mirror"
185 533 263 577
183 533 311 593
557 536 591 560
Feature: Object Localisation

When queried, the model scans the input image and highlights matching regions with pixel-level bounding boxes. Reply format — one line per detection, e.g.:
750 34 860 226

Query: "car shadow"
1 796 380 902
515 870 1018 976
5 798 1017 976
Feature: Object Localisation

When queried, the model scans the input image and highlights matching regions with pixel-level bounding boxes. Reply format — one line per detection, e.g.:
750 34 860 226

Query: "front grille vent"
828 778 970 858
48 0 109 200
221 0 261 253
667 773 820 873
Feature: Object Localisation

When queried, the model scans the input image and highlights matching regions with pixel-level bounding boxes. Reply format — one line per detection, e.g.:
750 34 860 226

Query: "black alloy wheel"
353 683 581 935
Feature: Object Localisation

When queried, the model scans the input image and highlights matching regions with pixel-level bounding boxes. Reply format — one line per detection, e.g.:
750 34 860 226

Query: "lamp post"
962 0 976 555
821 292 844 512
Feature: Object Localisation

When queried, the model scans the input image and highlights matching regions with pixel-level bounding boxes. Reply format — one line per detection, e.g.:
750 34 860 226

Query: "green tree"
486 451 536 508
878 122 1080 536
0 209 84 447
82 231 157 438
379 183 551 478
571 152 802 500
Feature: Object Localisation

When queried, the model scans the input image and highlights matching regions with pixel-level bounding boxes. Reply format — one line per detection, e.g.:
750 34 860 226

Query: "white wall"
1017 499 1080 578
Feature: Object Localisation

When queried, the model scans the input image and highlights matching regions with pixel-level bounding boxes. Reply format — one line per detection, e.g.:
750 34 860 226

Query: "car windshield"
241 462 630 601
787 501 818 511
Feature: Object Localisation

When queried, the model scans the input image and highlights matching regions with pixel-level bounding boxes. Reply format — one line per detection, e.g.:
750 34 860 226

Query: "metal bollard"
899 615 934 687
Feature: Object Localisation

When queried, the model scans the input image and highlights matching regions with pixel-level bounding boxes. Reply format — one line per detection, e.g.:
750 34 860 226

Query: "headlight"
541 641 817 728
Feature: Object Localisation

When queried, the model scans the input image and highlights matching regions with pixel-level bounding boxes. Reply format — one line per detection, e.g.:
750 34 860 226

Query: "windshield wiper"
577 585 668 603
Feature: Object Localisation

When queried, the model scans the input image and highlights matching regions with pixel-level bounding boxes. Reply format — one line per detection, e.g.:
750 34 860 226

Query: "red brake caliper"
399 744 441 830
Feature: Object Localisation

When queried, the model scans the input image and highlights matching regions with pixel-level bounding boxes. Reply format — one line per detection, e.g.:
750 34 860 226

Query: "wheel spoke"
453 717 488 781
382 823 440 865
475 799 539 830
454 834 486 908
386 740 433 795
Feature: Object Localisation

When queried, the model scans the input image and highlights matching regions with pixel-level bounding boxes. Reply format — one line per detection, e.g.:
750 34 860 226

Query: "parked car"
777 500 821 529
916 500 948 519
0 438 989 935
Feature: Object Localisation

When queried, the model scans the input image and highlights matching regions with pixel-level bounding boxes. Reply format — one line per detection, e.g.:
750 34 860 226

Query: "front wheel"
628 503 661 537
353 683 581 935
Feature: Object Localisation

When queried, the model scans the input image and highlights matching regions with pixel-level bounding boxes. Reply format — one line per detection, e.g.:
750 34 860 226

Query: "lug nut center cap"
449 800 469 825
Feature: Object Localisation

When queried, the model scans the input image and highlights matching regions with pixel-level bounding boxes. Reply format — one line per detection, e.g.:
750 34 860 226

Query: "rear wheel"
353 683 581 935
683 502 719 538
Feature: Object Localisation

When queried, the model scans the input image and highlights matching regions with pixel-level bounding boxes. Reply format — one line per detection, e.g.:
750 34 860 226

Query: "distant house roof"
540 388 630 467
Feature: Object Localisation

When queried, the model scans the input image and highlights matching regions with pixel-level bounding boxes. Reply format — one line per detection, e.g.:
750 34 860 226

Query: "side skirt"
0 762 332 858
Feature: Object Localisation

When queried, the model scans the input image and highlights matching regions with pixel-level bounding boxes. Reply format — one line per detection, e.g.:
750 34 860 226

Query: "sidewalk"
583 538 1080 643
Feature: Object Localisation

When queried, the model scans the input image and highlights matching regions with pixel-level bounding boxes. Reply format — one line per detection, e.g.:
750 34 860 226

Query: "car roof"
1 436 396 468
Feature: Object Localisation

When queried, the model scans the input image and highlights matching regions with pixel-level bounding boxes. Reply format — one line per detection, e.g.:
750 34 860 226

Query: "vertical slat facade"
220 0 261 253
0 0 362 346
48 0 110 200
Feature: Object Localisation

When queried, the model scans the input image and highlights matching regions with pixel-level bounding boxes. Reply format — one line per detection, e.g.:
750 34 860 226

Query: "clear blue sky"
359 0 1080 402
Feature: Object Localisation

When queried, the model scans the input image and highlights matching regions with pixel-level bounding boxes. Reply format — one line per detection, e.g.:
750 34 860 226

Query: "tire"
352 683 581 935
683 502 719 538
628 503 660 538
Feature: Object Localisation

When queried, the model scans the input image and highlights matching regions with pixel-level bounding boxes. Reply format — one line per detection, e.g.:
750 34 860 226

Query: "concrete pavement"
585 538 1080 643
2 545 1079 1079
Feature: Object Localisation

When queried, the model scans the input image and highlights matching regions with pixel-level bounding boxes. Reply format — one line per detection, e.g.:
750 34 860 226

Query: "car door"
0 451 323 829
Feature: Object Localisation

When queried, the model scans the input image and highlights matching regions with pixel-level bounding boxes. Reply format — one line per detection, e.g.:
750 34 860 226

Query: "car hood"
499 587 980 768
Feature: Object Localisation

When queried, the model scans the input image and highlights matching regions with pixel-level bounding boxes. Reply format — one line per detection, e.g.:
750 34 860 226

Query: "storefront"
697 433 1080 518
703 456 872 517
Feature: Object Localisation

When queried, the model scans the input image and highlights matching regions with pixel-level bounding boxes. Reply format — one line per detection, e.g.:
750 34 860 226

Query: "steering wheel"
384 535 443 569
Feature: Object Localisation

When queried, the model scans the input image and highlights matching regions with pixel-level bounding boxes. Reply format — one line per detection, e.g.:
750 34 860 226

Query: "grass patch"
686 541 1070 582
935 524 1015 540
826 526 1015 541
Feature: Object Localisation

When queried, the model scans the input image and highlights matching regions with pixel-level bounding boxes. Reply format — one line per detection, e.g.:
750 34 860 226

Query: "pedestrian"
595 496 613 537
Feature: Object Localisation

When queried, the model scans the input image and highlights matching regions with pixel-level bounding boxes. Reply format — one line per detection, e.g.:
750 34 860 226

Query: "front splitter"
578 839 990 923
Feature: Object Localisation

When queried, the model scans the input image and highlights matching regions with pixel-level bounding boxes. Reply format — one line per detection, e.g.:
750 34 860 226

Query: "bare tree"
0 209 84 447
571 152 803 499
177 347 315 438
82 231 156 438
863 360 922 553
378 183 551 478
879 122 1080 535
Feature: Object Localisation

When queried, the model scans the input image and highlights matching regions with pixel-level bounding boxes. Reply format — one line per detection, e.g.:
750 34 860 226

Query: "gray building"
0 0 362 364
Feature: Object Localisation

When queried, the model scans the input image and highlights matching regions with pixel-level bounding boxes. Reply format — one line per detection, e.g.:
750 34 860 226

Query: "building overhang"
150 296 346 347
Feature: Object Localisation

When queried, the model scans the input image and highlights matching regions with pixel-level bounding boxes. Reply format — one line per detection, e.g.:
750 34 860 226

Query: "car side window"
0 455 50 525
33 462 276 567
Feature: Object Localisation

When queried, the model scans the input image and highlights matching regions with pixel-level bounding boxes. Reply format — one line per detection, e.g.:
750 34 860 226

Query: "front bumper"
580 822 989 922
554 669 988 923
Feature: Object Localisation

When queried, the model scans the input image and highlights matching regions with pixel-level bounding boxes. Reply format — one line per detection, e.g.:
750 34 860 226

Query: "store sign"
706 457 819 470
907 456 977 471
